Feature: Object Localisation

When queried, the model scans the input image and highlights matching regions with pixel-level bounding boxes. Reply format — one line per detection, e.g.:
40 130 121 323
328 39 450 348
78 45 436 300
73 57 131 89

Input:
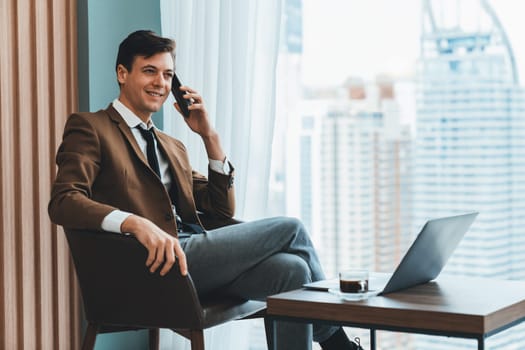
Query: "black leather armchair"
65 227 266 350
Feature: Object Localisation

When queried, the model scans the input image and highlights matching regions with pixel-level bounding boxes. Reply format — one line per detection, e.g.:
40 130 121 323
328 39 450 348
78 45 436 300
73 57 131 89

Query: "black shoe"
320 328 364 350
351 336 364 350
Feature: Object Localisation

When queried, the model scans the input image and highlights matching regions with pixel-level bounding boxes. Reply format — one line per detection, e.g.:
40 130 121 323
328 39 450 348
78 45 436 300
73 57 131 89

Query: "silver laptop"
304 212 478 296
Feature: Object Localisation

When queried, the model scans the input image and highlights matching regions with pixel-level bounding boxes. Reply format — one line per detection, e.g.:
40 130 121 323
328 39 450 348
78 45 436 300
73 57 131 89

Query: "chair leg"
190 330 205 350
149 328 160 350
82 323 99 350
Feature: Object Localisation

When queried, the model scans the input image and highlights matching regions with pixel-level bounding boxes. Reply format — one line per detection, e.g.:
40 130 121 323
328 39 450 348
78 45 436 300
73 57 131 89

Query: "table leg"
264 317 277 350
370 328 376 350
478 337 484 350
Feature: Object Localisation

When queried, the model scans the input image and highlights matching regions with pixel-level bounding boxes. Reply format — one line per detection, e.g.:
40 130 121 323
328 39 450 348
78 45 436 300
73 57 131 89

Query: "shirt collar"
112 98 156 130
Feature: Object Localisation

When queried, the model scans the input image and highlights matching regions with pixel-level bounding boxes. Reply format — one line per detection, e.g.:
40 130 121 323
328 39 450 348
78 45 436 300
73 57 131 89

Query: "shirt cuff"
209 156 231 174
101 210 133 233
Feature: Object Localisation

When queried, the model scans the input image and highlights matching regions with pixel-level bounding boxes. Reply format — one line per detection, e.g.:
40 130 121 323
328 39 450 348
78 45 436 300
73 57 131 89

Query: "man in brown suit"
48 30 361 350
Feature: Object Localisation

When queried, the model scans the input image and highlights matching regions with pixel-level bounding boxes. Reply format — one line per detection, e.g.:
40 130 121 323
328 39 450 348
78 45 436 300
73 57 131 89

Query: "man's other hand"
121 215 188 276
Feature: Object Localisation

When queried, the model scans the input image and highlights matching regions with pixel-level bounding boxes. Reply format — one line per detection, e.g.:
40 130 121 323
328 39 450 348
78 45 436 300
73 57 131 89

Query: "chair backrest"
65 229 205 329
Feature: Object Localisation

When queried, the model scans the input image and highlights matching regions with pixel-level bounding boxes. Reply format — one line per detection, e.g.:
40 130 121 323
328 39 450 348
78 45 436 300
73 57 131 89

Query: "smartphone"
171 73 191 118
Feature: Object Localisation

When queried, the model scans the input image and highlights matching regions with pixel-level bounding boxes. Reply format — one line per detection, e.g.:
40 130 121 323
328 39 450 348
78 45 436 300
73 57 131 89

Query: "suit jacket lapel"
154 131 201 221
155 131 192 191
106 104 188 188
106 105 150 169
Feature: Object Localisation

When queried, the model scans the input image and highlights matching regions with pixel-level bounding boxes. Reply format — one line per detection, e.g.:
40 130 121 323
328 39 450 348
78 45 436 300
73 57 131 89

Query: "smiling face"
117 52 174 123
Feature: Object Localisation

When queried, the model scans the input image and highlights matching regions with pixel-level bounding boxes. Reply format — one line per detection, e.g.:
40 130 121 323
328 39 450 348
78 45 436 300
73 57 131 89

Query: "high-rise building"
299 80 414 348
306 80 413 277
414 0 525 348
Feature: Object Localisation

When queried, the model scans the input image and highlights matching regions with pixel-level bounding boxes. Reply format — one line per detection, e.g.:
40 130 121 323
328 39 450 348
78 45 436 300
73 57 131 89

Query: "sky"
301 0 525 86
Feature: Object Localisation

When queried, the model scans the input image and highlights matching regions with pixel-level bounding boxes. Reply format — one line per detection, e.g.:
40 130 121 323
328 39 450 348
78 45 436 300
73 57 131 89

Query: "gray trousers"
180 216 338 350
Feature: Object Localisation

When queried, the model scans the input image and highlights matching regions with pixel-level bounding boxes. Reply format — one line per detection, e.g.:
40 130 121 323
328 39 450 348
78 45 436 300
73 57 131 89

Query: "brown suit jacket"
48 105 235 237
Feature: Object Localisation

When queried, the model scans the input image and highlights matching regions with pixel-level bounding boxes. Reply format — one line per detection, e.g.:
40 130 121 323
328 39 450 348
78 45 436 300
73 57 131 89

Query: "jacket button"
165 213 173 221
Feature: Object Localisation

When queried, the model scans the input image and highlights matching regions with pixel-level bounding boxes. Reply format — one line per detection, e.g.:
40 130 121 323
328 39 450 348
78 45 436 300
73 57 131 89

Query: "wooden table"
266 275 525 350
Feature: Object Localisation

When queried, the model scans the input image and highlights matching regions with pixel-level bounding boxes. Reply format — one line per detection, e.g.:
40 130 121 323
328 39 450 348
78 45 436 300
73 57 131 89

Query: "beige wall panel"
34 0 55 348
17 0 38 348
1 1 21 348
0 0 79 349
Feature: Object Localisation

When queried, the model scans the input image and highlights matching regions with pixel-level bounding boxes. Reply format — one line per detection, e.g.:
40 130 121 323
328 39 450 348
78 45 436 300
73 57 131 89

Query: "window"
268 0 525 348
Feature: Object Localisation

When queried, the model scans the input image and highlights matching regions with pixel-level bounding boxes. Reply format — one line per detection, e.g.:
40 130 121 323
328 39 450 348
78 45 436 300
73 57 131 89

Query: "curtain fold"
161 0 283 220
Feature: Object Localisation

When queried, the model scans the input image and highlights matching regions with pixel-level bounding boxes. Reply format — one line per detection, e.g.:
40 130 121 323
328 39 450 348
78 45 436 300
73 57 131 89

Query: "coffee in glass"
339 269 368 293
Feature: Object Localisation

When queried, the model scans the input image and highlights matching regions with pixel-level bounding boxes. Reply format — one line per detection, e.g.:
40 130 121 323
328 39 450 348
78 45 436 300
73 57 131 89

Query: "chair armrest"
65 229 205 329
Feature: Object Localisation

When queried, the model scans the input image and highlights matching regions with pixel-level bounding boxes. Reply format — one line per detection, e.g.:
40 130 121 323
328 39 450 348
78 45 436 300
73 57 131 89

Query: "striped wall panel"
0 0 81 349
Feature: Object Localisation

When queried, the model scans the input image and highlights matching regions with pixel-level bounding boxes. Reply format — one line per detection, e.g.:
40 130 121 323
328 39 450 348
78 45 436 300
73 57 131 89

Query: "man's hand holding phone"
171 73 192 118
171 74 224 160
171 75 212 135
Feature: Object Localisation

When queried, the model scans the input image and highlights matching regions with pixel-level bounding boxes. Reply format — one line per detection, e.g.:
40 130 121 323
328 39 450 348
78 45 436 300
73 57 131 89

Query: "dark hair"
116 30 175 73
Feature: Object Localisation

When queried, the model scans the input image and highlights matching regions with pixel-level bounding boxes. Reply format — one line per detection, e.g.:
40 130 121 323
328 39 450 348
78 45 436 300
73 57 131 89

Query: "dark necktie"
137 126 161 178
136 126 204 235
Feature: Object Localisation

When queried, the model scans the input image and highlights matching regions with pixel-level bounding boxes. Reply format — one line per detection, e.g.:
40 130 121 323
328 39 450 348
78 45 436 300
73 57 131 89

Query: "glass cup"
339 269 369 293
